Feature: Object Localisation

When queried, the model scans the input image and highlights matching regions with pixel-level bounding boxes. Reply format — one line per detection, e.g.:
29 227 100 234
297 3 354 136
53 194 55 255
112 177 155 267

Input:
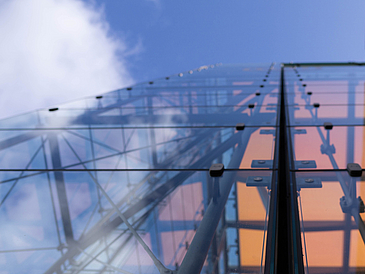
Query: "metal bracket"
295 160 317 169
251 160 273 168
293 129 307 135
340 196 365 214
297 177 322 190
265 103 277 110
246 176 271 188
260 129 275 135
252 159 316 169
320 143 336 155
359 197 365 213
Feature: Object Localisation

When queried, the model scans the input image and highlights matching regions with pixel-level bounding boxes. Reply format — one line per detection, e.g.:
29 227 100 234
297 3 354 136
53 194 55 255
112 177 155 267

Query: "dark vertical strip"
284 67 305 274
265 66 304 274
48 133 75 246
276 66 292 273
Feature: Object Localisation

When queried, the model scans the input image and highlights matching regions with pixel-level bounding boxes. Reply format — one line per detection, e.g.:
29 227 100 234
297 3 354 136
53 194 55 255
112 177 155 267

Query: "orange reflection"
294 127 346 169
239 229 265 267
237 182 268 268
350 230 365 268
300 181 365 269
305 231 343 267
239 129 275 169
300 183 344 221
237 182 267 221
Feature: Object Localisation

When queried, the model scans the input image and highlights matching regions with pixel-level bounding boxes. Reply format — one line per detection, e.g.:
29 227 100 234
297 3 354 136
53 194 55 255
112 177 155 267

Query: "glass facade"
0 62 364 274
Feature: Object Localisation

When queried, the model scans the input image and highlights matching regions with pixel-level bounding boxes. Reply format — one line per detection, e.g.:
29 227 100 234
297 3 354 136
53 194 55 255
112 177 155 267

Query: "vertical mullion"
284 66 305 274
265 66 304 274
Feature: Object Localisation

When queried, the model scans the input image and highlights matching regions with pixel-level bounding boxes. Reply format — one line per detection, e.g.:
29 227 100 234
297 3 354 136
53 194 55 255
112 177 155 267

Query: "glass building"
0 62 364 274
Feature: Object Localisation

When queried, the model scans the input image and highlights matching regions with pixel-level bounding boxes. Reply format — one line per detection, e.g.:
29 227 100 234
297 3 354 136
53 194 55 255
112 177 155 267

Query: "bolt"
254 177 263 182
301 161 309 164
258 160 266 164
305 178 314 183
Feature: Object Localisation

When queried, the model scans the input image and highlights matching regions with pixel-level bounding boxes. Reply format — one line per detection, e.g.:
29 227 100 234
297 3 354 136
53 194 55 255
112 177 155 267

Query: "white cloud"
0 0 134 119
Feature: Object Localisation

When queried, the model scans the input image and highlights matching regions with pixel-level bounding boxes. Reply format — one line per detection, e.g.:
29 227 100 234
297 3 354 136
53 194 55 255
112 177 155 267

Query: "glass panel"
0 170 272 274
0 97 278 129
296 171 365 273
290 126 365 170
0 126 275 170
287 91 365 106
236 171 270 273
35 108 277 128
288 105 365 126
58 91 278 110
0 63 280 273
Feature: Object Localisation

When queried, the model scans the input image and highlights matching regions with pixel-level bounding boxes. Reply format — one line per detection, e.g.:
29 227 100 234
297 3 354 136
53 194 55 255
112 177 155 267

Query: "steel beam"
177 128 253 274
48 133 75 246
43 130 242 274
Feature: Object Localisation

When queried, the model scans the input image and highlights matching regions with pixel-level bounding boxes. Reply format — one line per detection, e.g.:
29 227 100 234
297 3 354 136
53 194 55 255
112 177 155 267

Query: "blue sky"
0 0 364 118
96 0 365 82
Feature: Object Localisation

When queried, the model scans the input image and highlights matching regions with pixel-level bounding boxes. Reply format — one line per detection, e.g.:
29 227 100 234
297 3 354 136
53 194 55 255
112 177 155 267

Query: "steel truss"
0 62 364 274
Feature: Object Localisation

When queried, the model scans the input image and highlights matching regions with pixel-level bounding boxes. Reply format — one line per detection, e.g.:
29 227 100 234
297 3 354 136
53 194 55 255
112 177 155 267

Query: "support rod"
177 128 252 274
48 133 75 246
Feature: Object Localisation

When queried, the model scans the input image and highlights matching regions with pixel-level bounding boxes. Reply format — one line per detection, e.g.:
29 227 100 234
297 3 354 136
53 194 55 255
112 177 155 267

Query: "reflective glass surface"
7 62 365 274
286 66 365 127
290 126 365 170
0 170 271 274
0 63 279 274
296 171 365 273
0 126 275 170
287 64 365 274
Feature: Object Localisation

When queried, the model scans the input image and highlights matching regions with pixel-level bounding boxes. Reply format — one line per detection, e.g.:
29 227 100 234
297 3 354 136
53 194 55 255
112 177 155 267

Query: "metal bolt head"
258 160 266 164
254 177 263 182
305 178 314 183
301 161 309 164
